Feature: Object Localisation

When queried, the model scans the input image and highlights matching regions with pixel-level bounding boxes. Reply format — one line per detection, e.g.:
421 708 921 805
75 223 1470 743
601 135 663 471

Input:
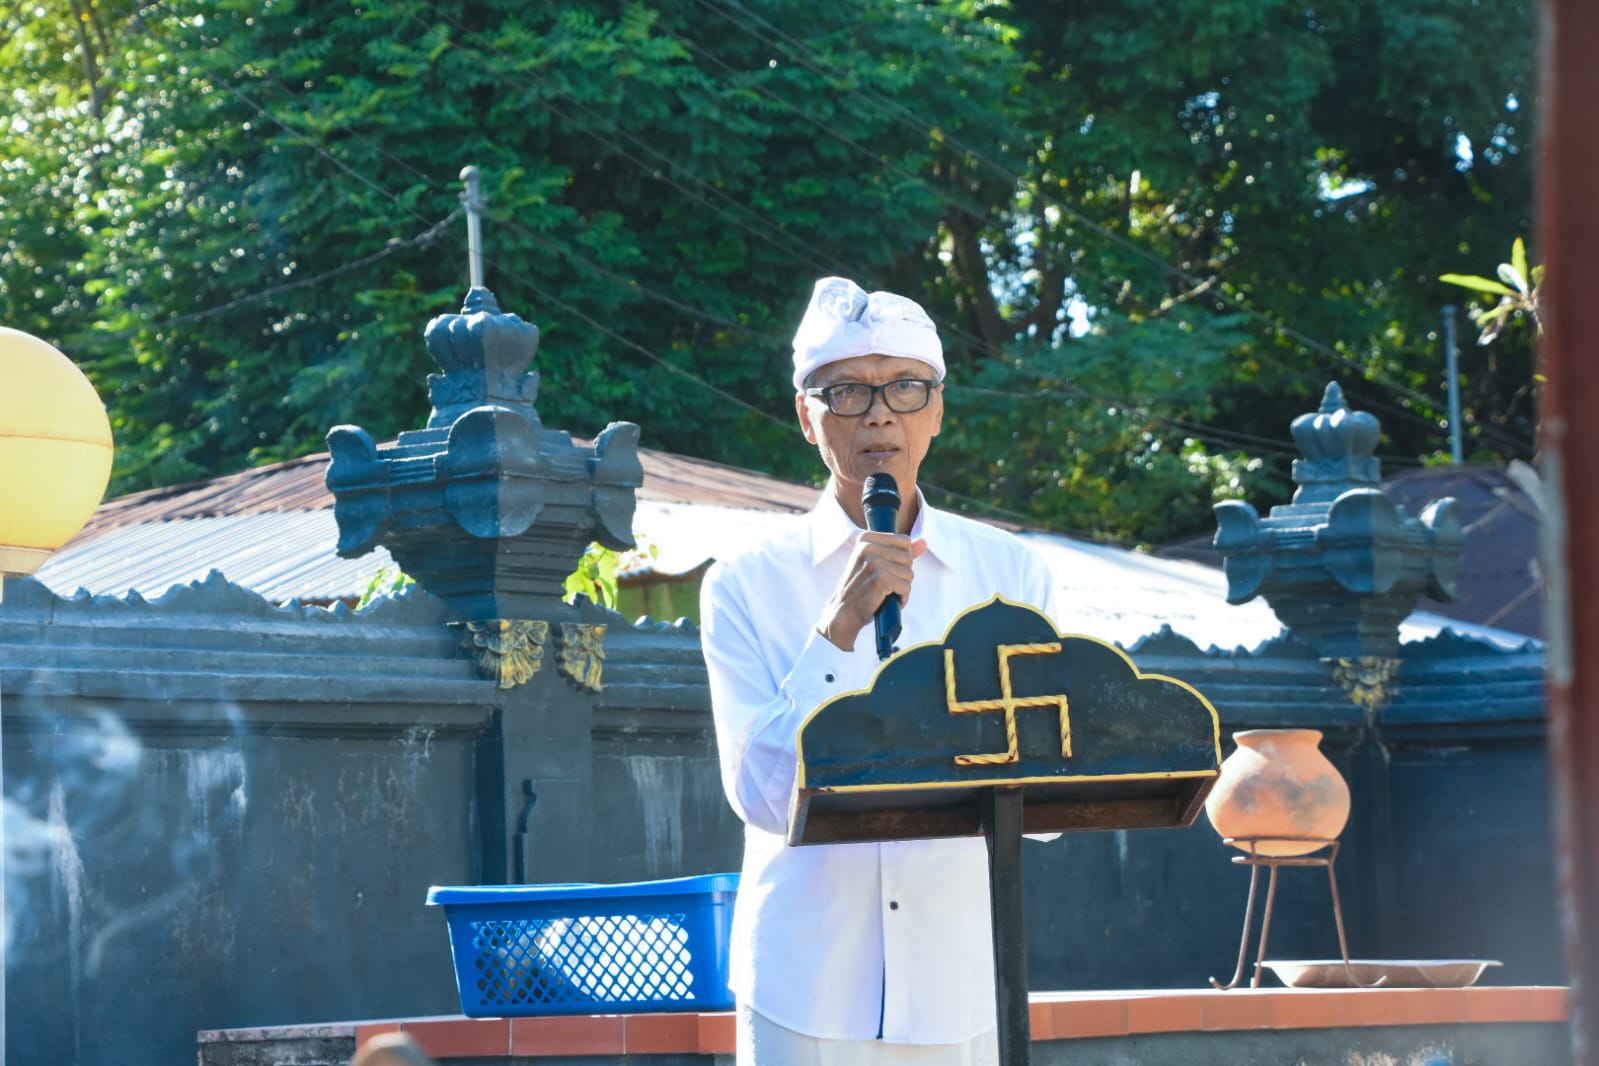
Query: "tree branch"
0 2 21 54
85 0 114 67
1022 228 1069 341
1152 270 1224 316
945 206 1008 360
66 0 105 120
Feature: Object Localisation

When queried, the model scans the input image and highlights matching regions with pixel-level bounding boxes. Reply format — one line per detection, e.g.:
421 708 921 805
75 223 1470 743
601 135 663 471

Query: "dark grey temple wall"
0 576 1557 1066
0 575 740 1066
1027 629 1557 992
2 577 487 1066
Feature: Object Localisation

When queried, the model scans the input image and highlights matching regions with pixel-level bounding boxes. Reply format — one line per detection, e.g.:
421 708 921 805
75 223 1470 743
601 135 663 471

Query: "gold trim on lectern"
807 768 1219 796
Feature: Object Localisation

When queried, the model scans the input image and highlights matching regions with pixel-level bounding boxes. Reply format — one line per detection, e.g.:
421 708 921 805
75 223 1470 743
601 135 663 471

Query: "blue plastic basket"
427 873 739 1017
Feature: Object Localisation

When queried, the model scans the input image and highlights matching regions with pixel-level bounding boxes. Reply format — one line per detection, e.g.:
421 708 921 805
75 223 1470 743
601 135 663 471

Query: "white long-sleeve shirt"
699 488 1059 1044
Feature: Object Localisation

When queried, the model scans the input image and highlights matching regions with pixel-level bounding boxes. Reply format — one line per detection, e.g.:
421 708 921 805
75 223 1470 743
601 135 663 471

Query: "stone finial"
1212 382 1463 661
423 286 543 428
1287 382 1381 504
324 285 642 624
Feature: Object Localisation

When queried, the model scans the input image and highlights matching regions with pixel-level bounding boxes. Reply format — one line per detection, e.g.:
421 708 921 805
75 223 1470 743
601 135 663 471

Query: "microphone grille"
862 473 900 508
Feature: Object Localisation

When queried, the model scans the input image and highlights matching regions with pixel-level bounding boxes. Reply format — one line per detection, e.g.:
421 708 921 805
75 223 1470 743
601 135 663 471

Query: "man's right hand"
815 532 928 651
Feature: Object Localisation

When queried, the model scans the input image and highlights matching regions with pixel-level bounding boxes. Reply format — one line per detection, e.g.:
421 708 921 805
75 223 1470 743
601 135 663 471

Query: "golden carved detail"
1330 655 1400 709
944 642 1070 766
558 623 608 692
456 620 548 689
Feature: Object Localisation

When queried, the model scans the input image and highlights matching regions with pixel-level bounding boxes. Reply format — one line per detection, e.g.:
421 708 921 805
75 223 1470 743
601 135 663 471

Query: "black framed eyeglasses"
803 378 940 417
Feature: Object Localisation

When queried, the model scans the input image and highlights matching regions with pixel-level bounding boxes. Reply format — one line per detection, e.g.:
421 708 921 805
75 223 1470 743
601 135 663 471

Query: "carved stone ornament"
456 619 549 689
1330 655 1400 710
325 283 642 623
558 623 607 692
1212 382 1464 660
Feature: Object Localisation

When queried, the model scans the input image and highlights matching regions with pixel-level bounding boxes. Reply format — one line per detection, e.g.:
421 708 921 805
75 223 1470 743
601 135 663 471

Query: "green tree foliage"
923 0 1535 538
564 535 657 610
1 0 1535 543
355 563 415 608
1 0 1017 487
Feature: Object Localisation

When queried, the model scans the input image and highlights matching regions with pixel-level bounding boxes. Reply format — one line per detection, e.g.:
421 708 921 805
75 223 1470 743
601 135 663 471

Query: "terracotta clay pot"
1205 729 1350 856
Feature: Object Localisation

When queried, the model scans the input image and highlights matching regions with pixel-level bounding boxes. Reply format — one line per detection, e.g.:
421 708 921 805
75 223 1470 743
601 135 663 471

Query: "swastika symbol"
944 642 1071 766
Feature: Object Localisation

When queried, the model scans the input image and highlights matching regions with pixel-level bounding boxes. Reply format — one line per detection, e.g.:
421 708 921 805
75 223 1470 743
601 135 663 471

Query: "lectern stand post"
983 786 1031 1066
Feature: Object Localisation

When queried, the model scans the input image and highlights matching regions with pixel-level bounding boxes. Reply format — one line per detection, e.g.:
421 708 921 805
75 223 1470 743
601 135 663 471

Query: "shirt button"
889 900 899 911
824 673 835 683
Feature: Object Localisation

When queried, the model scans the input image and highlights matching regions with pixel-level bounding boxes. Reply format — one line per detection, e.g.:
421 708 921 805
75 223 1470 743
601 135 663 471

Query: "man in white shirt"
699 277 1058 1065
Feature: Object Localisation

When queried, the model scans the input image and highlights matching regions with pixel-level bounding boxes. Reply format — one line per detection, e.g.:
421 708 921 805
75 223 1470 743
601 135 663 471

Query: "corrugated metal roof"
1156 461 1542 639
38 512 396 605
1016 530 1525 651
627 501 799 580
66 444 820 547
38 500 787 605
1383 461 1542 638
36 499 1535 654
32 442 1538 651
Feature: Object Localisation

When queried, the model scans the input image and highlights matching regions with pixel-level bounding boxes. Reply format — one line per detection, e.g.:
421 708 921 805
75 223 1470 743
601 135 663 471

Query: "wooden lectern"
789 597 1222 1066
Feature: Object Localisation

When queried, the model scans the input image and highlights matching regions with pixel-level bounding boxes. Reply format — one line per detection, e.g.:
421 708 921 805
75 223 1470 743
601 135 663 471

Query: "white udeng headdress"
791 277 945 390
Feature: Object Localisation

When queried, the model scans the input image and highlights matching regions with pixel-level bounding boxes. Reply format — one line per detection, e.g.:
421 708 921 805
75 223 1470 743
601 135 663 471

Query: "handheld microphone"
862 473 902 660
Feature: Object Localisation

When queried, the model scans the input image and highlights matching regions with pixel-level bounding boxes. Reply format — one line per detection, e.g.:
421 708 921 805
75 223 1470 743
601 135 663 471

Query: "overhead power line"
413 5 1458 454
120 7 1435 536
86 210 460 342
163 15 783 347
146 0 1527 464
416 7 1080 372
171 31 1079 532
946 383 1428 468
226 11 1406 468
386 11 1401 466
690 0 1533 454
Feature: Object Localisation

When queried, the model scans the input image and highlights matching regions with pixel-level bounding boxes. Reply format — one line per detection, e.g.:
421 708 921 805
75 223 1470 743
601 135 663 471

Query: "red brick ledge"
198 987 1570 1059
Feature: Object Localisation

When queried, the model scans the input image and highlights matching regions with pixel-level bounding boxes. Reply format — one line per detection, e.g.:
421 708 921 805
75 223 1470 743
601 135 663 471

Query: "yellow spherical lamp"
0 327 114 575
